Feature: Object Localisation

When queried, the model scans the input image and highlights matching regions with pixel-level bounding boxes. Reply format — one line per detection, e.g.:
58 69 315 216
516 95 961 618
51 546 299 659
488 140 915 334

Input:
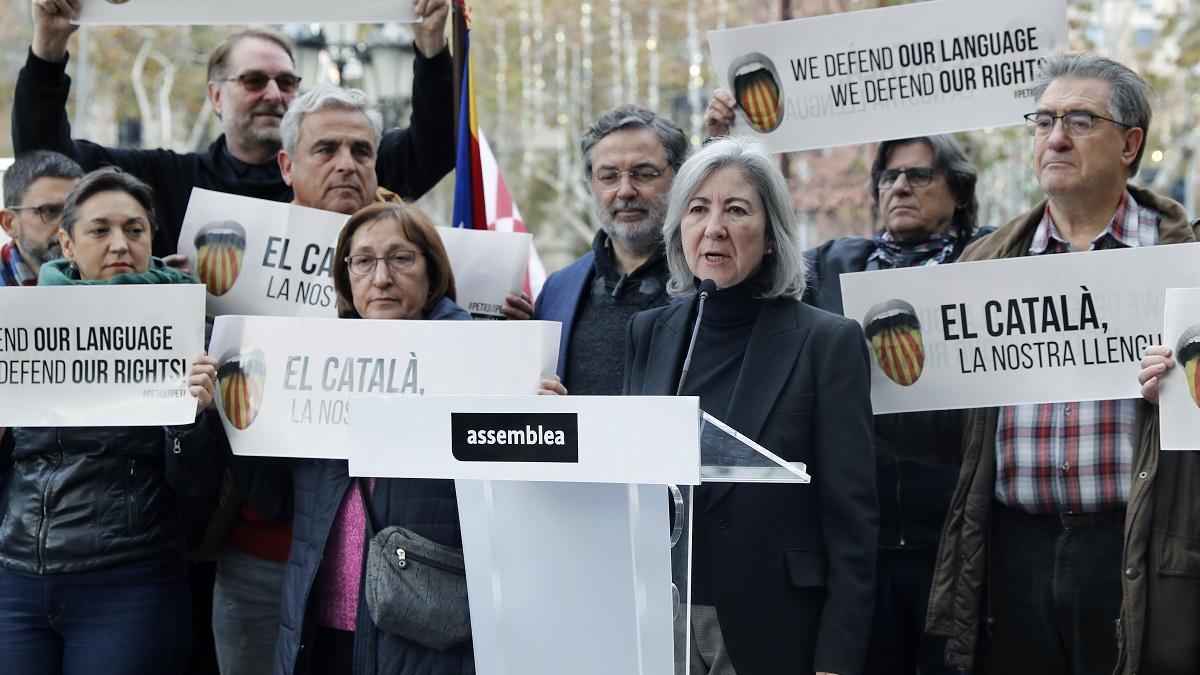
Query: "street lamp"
281 22 416 128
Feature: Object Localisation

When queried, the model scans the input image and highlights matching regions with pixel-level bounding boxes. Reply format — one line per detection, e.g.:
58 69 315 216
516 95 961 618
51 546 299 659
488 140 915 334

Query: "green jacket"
920 185 1196 672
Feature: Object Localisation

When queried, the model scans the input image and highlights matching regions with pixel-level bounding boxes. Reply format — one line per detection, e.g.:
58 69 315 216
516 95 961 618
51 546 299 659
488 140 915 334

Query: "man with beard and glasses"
533 105 688 395
14 0 455 261
0 150 83 287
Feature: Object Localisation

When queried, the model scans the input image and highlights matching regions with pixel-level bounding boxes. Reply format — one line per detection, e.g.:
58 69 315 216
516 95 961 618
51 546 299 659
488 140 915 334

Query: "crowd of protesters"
1 0 1198 674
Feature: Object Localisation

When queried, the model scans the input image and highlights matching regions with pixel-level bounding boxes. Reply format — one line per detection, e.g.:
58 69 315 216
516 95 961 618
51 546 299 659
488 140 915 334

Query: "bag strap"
356 477 380 537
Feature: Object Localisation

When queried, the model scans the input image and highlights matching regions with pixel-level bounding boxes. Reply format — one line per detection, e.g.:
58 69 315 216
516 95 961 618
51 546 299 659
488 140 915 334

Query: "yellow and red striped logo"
217 349 266 431
1176 327 1200 408
865 300 925 387
195 221 246 297
730 53 783 134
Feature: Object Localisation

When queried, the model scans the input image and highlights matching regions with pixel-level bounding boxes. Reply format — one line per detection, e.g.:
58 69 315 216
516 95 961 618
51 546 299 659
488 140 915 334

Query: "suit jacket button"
714 514 730 529
1124 566 1140 580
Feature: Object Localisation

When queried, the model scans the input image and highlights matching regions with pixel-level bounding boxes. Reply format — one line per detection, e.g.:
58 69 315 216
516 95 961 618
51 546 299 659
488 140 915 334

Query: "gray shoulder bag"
356 478 471 650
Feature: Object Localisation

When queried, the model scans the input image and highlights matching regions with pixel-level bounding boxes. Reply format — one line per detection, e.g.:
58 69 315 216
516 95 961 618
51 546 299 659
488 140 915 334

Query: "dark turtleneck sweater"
679 274 763 606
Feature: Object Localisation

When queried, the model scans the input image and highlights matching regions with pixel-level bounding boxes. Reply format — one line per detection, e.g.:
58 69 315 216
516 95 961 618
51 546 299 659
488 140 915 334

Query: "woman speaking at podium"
625 137 878 675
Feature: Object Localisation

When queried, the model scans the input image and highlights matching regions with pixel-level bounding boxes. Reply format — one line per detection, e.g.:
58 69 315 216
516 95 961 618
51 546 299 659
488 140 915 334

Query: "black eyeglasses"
9 203 66 225
222 71 302 94
1023 111 1131 137
345 251 420 276
878 167 935 190
591 166 668 191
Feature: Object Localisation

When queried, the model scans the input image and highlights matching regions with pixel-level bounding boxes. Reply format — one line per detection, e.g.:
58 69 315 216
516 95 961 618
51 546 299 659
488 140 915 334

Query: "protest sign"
839 243 1200 414
179 189 531 321
706 0 1067 152
76 0 416 25
0 285 204 426
178 188 343 319
436 227 530 319
208 316 561 459
1158 288 1200 450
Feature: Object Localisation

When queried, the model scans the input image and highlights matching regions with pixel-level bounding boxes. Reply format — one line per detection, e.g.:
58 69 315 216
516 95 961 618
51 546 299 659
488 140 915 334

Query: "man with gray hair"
279 85 386 215
909 54 1197 674
533 104 688 395
14 0 454 257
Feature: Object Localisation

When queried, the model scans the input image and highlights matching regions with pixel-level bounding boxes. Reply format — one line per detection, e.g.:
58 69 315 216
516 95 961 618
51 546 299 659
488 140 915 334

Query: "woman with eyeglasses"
0 167 223 674
234 202 562 675
801 135 983 675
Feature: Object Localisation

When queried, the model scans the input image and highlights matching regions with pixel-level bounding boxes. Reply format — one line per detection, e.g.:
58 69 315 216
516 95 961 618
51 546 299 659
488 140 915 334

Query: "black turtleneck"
679 273 763 606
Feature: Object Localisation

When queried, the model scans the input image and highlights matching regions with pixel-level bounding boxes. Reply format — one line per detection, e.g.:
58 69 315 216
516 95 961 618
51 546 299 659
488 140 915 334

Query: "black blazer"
625 294 878 675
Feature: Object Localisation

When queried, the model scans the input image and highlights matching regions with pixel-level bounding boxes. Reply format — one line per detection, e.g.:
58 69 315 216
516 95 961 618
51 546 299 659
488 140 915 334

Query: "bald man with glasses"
14 0 456 261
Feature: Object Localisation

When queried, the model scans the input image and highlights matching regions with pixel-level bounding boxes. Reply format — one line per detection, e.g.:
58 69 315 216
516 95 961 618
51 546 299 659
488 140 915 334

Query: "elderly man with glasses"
881 54 1197 675
0 150 83 287
533 104 689 395
13 0 455 261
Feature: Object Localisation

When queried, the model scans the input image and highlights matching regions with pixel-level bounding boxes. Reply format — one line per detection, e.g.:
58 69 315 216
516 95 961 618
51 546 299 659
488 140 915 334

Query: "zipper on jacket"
896 459 907 547
172 436 181 454
396 546 465 576
37 432 66 574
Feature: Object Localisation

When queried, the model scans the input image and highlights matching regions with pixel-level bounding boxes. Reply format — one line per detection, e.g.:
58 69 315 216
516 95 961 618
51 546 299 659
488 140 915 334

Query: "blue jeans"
0 559 191 675
212 547 286 675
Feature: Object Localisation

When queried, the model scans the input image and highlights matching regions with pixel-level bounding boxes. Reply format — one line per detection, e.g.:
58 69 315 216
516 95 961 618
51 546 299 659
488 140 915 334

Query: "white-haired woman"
624 136 877 675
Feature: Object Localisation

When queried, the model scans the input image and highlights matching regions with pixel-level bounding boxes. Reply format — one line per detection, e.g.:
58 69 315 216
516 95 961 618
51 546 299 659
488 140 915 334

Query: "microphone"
676 279 717 395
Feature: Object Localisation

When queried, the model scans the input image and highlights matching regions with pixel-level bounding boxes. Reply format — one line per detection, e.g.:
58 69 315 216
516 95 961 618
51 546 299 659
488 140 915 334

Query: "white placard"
840 243 1200 414
179 189 532 321
0 285 204 426
1159 288 1200 450
349 395 701 485
706 0 1067 152
209 316 560 459
178 188 342 319
76 0 416 25
436 227 530 320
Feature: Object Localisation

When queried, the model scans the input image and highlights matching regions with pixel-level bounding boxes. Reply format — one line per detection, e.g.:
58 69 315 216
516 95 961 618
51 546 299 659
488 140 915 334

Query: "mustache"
609 199 649 215
251 102 287 116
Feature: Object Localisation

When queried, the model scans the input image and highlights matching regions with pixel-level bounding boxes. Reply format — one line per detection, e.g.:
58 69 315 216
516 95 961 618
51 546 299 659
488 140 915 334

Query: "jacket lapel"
706 299 810 511
641 297 695 397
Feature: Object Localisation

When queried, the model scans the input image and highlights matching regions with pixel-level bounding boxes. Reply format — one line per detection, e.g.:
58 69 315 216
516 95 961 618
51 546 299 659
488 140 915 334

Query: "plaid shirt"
995 191 1160 513
0 241 37 287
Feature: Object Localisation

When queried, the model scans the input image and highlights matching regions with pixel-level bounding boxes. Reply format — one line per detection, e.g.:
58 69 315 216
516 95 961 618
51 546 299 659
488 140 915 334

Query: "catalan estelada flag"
195 220 246 297
734 67 782 133
452 0 486 232
451 1 546 298
865 312 925 387
218 353 266 430
1178 335 1200 407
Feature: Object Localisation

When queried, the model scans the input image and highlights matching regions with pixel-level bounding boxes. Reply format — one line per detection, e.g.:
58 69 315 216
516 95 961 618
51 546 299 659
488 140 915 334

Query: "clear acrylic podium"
348 395 810 675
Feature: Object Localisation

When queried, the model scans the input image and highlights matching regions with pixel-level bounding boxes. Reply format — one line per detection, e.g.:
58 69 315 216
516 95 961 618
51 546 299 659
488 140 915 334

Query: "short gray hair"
662 136 806 300
580 104 689 177
280 85 384 157
1031 53 1154 176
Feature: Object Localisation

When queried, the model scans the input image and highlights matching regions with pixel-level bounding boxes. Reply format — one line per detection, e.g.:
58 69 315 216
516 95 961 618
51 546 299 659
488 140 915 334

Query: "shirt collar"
1 241 38 286
1030 190 1139 254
